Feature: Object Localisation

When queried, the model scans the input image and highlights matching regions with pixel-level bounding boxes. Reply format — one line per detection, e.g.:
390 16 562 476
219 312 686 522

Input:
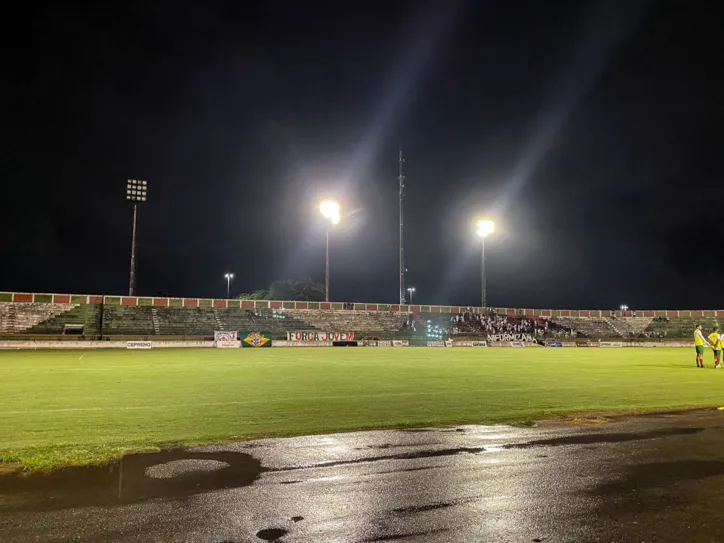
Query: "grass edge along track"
1 347 719 472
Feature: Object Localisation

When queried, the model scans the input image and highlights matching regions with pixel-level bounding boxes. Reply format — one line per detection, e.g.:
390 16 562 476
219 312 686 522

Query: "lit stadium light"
320 200 341 225
224 273 234 299
126 179 148 202
475 219 495 309
476 219 495 238
319 200 341 302
620 304 629 312
407 287 416 304
126 179 149 296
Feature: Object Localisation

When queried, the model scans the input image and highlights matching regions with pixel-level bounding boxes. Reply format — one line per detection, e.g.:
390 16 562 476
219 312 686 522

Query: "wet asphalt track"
3 410 724 542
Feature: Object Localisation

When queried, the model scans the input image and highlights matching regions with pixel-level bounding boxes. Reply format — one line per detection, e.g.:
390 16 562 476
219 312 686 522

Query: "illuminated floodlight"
126 179 149 202
476 219 495 238
320 200 340 225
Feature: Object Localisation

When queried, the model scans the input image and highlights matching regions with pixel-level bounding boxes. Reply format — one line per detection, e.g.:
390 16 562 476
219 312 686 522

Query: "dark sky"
3 0 723 309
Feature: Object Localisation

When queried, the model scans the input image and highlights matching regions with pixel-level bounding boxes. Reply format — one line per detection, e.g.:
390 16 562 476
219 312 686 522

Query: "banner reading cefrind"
241 331 273 348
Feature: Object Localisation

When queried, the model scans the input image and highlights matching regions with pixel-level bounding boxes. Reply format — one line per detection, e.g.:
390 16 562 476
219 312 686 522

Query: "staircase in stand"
212 309 224 330
151 308 161 335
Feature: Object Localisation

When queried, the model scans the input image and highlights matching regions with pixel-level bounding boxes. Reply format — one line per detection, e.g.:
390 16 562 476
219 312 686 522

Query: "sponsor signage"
487 333 536 343
510 341 525 348
576 341 600 348
241 331 272 348
287 331 355 341
127 341 152 349
427 341 452 347
472 341 488 347
392 340 409 347
600 341 624 348
377 340 393 346
547 341 563 348
214 331 238 348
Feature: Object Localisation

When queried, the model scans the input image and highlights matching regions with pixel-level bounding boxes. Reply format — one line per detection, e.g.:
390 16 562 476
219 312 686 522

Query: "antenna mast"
398 147 406 305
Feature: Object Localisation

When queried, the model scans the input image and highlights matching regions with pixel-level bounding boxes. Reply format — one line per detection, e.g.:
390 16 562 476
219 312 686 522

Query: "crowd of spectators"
450 309 574 337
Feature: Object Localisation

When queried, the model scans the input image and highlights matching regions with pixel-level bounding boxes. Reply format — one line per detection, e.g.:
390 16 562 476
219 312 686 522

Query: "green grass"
0 347 720 471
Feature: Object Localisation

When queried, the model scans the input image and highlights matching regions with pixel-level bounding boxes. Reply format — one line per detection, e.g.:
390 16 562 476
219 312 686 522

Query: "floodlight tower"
398 148 406 305
475 219 495 309
407 286 416 305
319 200 340 302
126 179 148 296
225 273 234 299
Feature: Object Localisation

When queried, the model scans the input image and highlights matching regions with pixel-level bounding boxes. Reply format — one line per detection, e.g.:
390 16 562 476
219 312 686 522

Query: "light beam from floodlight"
475 219 495 309
126 179 148 296
225 273 234 299
320 201 341 302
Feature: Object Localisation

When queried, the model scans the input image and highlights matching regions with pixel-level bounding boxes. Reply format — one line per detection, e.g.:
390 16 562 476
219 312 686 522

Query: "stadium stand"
285 309 410 337
644 316 719 339
0 294 719 341
606 316 653 338
102 306 155 336
550 316 616 338
153 307 218 336
216 308 312 335
0 302 79 334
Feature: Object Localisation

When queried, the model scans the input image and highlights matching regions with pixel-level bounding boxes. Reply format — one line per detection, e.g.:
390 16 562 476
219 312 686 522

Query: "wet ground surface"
3 410 724 542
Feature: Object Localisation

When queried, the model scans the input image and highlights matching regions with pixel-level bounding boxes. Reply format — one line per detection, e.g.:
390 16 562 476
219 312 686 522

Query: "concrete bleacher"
645 317 719 338
216 308 311 335
0 302 79 334
606 317 653 338
285 309 410 337
550 316 618 338
102 306 155 336
154 307 218 336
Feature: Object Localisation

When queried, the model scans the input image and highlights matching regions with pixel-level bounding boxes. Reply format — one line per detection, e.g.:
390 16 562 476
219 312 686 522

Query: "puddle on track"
0 449 263 511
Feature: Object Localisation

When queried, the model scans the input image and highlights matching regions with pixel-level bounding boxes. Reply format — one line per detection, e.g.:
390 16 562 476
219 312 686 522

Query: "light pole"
407 287 416 305
319 200 340 302
126 179 148 296
476 219 495 309
225 273 234 299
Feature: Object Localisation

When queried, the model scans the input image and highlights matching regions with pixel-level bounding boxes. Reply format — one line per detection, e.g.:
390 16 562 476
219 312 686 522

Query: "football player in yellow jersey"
709 327 721 369
694 324 710 368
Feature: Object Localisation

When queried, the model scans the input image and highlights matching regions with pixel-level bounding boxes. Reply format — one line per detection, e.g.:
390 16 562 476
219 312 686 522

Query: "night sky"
4 0 723 309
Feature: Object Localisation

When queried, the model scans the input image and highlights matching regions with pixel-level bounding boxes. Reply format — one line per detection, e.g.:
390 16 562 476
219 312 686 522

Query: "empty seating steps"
102 306 155 335
605 317 653 338
0 302 79 334
285 309 409 336
550 317 618 338
215 309 310 334
154 307 219 336
645 317 720 339
26 304 102 335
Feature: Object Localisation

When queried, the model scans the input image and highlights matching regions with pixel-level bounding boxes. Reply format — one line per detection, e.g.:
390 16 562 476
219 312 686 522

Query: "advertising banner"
471 341 488 347
600 341 624 348
427 341 452 347
126 341 152 349
510 341 525 348
272 340 332 347
287 331 355 341
241 331 272 348
214 331 238 348
377 340 393 346
547 341 563 348
392 340 409 347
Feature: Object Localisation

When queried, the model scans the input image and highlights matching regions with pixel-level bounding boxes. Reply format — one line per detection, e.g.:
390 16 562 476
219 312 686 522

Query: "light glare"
476 219 495 238
320 200 341 225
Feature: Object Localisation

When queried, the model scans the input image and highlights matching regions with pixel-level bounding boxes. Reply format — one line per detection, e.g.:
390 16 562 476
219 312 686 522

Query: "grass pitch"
0 347 719 471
